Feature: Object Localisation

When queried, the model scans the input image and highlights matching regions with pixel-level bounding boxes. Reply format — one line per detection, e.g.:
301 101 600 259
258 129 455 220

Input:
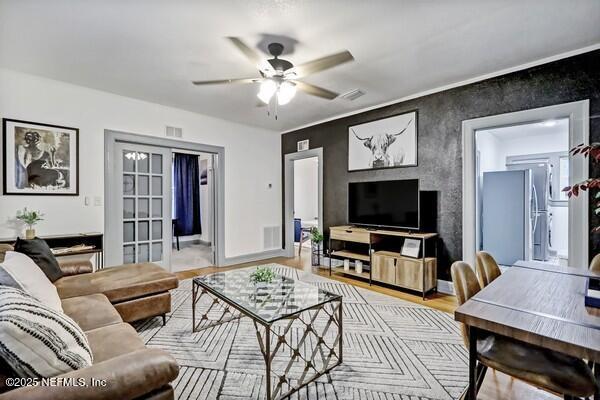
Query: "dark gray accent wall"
282 50 600 280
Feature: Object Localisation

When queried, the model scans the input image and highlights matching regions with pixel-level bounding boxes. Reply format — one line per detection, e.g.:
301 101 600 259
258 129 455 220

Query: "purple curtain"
173 153 201 235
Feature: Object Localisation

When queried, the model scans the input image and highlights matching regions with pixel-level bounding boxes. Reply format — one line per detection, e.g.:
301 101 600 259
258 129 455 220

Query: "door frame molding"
462 100 589 269
104 130 226 267
283 148 324 258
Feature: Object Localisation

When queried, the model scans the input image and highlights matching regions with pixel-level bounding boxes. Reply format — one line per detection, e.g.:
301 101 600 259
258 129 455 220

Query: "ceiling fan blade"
288 50 354 78
226 37 262 65
293 80 339 100
192 78 259 85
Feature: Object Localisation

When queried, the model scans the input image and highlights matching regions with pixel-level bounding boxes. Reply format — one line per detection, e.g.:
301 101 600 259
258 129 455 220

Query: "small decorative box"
585 277 600 308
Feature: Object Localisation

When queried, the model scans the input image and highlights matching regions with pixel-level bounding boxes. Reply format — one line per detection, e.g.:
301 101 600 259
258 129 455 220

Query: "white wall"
478 120 569 168
551 206 568 255
0 68 281 259
293 157 319 225
498 131 568 157
475 130 504 173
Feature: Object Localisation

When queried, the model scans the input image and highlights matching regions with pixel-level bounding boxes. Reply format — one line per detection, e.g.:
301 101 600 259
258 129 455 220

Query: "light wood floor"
175 250 559 400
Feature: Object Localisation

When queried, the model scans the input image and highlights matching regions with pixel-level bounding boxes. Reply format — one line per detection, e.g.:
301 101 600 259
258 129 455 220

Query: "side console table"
0 232 104 269
328 225 438 299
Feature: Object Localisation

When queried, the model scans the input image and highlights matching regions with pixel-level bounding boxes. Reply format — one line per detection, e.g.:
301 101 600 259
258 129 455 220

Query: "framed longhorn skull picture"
348 110 417 171
2 119 79 195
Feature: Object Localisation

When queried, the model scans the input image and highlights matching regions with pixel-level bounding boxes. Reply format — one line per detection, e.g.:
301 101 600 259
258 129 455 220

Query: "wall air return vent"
263 225 281 250
340 89 365 101
166 126 183 138
297 139 309 152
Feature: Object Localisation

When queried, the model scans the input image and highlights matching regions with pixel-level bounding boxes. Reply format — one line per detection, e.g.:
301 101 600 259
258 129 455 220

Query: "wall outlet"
94 196 103 206
84 196 90 206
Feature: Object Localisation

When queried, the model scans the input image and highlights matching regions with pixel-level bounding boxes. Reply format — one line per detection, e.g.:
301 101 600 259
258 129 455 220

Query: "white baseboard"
437 279 454 295
222 249 287 266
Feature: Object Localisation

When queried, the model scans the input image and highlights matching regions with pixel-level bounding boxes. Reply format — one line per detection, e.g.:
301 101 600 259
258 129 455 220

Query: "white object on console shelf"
355 260 363 274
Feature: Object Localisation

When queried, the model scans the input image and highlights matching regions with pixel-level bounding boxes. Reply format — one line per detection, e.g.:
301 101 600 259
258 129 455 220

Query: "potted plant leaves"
310 227 324 266
250 266 276 286
16 208 44 239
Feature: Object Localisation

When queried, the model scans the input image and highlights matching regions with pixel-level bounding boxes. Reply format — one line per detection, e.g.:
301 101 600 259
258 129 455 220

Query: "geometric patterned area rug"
134 264 468 400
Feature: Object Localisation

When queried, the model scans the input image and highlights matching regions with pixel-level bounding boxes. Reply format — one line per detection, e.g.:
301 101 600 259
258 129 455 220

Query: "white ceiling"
1 0 599 132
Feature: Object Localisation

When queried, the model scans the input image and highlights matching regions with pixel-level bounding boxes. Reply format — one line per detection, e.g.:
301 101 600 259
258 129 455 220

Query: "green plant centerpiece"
249 266 276 284
16 208 44 239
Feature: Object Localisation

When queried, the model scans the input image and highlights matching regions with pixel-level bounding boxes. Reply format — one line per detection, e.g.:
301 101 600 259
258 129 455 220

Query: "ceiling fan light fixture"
277 81 297 105
258 60 276 77
257 79 277 104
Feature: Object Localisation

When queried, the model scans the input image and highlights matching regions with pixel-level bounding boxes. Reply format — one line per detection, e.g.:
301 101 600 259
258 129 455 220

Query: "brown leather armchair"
58 258 94 276
0 244 180 399
0 245 12 263
590 253 600 274
0 292 179 399
474 251 501 288
0 244 177 324
451 261 597 399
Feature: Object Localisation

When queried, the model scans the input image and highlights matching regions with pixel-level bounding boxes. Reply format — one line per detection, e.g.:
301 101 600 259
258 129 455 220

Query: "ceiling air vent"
166 126 183 138
340 89 365 101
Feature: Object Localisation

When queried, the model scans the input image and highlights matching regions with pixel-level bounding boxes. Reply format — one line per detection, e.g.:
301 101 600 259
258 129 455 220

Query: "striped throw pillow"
0 286 93 378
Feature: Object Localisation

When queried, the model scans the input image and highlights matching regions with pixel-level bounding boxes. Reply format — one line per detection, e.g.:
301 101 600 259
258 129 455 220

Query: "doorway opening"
104 130 225 271
293 156 320 257
462 100 589 269
170 151 216 272
476 118 569 266
284 148 324 260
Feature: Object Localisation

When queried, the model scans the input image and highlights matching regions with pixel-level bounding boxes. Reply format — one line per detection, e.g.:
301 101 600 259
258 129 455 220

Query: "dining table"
455 261 600 400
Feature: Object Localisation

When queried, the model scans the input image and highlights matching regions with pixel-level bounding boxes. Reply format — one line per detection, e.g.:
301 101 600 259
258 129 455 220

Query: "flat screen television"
348 179 419 230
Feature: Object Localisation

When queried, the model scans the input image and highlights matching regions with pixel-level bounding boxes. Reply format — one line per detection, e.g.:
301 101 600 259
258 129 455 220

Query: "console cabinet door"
396 258 436 291
372 254 396 284
396 259 423 290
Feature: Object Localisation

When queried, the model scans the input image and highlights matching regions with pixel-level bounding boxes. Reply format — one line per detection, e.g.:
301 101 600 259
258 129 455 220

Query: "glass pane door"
115 143 171 268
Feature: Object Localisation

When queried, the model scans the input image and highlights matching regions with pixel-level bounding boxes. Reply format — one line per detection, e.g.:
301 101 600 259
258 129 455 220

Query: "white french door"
114 143 172 268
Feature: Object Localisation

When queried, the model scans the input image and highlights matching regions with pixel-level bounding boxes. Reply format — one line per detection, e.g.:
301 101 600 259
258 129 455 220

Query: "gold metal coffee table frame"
192 276 343 400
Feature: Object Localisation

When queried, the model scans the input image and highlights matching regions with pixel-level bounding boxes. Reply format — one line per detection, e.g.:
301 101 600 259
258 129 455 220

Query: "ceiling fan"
192 37 354 108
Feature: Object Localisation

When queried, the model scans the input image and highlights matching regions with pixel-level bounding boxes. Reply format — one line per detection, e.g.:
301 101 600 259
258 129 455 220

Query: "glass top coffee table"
192 267 343 400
